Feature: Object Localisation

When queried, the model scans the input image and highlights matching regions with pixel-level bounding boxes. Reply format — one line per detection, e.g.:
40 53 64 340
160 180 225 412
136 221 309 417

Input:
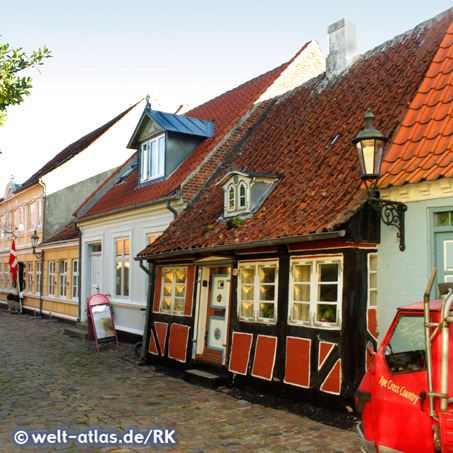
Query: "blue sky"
0 0 452 186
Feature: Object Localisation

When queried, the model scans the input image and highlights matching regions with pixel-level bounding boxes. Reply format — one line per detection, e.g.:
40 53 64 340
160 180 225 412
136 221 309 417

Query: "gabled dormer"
217 170 279 218
127 102 214 185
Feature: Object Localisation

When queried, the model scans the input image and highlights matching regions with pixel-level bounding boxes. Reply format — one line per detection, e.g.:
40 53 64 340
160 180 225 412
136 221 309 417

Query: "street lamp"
352 109 407 251
31 229 42 259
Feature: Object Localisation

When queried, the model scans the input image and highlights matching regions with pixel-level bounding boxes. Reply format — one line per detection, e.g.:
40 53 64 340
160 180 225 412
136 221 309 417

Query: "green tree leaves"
0 40 51 126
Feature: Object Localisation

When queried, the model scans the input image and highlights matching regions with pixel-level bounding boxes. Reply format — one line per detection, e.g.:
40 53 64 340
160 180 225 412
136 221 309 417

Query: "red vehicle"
357 267 453 452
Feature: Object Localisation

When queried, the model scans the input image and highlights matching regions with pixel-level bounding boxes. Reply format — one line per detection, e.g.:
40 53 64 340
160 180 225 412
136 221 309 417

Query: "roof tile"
139 10 453 258
76 42 325 220
380 14 453 188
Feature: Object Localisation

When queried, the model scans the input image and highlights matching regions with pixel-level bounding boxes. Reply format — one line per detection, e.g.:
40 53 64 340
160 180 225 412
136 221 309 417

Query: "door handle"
419 391 426 412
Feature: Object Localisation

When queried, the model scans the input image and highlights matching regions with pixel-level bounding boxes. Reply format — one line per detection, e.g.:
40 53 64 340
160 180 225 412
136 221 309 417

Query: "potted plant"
317 304 336 323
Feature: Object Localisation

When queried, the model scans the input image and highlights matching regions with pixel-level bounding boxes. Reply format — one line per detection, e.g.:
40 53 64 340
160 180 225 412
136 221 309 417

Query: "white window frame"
17 207 25 233
224 176 251 216
115 237 130 298
4 263 9 290
59 261 68 298
72 259 79 299
36 262 42 295
0 265 3 290
368 253 377 307
140 134 165 183
238 259 278 324
48 261 57 297
28 199 43 231
160 266 188 315
288 255 343 329
27 262 33 293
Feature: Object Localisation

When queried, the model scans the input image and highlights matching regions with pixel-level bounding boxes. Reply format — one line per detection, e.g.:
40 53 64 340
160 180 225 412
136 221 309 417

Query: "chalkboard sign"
87 294 119 352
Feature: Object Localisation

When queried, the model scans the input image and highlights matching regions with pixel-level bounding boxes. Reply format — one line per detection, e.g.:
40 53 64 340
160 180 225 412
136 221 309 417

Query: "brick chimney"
326 19 357 79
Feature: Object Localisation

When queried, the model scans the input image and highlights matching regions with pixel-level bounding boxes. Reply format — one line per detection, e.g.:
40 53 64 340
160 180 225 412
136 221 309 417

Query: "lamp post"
31 229 42 259
352 109 407 251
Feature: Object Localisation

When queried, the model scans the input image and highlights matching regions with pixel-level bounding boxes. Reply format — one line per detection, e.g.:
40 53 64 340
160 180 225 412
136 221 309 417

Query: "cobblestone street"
0 310 361 452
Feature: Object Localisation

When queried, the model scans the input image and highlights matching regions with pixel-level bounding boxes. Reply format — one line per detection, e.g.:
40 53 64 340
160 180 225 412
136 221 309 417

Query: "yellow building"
0 180 44 313
0 102 143 321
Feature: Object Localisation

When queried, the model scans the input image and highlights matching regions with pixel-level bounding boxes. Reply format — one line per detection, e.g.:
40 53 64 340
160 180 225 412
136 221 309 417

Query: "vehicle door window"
384 314 426 373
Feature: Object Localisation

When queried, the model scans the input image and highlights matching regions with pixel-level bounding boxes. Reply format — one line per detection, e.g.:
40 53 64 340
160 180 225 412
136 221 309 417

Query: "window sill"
288 320 341 330
239 318 277 325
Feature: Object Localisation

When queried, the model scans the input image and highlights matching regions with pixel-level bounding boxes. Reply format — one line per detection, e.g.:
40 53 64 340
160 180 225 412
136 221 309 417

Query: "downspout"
38 178 46 316
74 222 82 321
139 260 155 362
166 200 178 220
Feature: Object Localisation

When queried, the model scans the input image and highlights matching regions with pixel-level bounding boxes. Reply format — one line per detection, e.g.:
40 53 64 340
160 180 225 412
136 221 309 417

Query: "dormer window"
128 108 214 186
226 177 250 215
218 170 279 219
140 134 165 183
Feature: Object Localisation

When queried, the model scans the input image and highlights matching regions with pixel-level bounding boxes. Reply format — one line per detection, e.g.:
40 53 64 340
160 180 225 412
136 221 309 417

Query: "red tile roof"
138 10 453 258
20 102 141 191
75 42 325 220
43 222 79 244
380 16 453 187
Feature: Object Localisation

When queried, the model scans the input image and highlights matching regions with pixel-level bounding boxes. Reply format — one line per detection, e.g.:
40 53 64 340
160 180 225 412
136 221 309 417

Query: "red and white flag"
9 239 17 282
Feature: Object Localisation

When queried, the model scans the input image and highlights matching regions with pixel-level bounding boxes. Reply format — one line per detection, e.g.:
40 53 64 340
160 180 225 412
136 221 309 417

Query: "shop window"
289 255 343 328
238 260 278 323
160 267 188 315
115 238 130 297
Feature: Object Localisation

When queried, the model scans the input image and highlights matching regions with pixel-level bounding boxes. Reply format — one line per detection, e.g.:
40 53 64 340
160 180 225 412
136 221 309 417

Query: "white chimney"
326 19 357 79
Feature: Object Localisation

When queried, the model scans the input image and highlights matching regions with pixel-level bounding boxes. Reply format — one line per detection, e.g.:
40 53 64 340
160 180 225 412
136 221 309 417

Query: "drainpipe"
139 260 155 362
38 178 46 317
38 250 44 316
166 200 178 220
73 222 82 321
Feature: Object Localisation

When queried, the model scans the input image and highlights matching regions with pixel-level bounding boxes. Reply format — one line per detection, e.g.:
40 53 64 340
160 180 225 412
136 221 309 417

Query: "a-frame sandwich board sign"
87 294 119 352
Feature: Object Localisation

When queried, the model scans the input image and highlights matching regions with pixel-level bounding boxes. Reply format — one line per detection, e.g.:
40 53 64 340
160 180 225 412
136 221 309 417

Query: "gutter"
135 229 347 262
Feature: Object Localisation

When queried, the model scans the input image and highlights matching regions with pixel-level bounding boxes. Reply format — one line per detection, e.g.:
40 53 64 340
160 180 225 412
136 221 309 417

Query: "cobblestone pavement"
0 310 361 452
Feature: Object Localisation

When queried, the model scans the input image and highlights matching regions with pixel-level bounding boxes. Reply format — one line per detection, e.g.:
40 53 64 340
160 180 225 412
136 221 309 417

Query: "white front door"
195 266 231 364
90 252 102 296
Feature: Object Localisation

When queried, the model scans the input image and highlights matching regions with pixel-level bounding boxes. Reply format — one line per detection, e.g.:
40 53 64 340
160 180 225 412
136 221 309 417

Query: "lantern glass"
31 230 39 249
352 110 388 182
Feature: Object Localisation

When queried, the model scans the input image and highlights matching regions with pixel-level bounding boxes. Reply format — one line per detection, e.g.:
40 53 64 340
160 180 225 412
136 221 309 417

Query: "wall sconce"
31 229 43 260
352 109 407 251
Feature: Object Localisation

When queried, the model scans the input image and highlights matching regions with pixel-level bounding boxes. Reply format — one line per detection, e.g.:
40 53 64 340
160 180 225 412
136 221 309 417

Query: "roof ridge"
19 100 142 191
185 43 315 116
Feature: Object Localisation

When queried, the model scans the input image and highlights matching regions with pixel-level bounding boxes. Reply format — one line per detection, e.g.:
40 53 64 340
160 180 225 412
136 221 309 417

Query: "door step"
184 369 226 390
64 322 88 341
